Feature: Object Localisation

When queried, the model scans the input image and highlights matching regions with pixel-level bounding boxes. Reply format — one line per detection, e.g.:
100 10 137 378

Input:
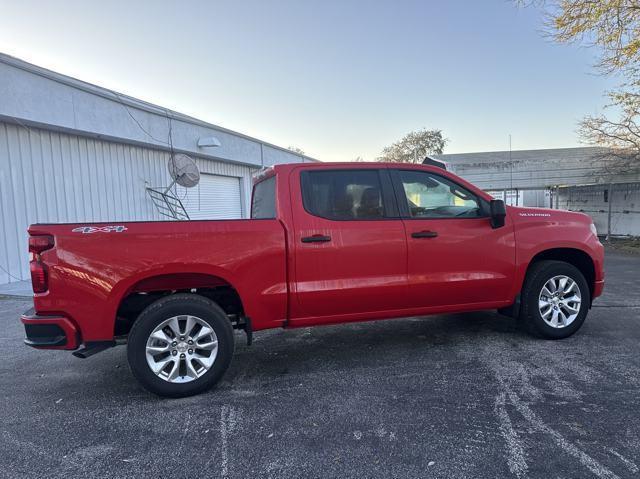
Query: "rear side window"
251 176 276 219
301 170 387 220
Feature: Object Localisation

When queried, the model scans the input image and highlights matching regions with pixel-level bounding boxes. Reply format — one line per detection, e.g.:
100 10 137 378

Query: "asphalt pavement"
1 250 639 478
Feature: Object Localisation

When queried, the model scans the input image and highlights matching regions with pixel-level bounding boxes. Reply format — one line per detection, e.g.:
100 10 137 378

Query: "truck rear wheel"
520 260 590 339
127 293 234 398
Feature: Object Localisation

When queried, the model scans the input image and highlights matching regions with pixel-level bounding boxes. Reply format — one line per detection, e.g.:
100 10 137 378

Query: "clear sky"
0 0 619 161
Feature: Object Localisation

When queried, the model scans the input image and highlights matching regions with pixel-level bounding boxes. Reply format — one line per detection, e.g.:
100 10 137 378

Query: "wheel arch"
524 248 596 303
111 268 246 338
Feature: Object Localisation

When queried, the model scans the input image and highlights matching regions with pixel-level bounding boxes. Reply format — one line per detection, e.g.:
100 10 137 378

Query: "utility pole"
606 183 613 241
509 134 513 193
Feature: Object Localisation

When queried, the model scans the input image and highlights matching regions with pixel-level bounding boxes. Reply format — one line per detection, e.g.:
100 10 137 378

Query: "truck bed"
29 219 288 342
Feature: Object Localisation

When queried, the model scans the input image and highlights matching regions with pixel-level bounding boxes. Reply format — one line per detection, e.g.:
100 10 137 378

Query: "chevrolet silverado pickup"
21 162 605 397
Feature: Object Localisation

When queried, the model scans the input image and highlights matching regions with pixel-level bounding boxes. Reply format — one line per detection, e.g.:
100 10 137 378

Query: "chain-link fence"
556 182 640 237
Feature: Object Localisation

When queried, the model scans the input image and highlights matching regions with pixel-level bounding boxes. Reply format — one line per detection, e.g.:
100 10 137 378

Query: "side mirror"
490 199 506 228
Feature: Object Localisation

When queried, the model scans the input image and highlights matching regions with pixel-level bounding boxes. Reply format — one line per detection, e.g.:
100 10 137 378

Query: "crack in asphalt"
501 382 620 479
494 392 528 478
477 340 628 479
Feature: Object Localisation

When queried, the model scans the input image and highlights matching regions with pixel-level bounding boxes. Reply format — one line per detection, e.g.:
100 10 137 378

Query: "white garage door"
181 174 243 220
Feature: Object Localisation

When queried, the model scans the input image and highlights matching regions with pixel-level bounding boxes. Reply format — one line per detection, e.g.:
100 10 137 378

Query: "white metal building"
437 147 640 237
0 53 317 285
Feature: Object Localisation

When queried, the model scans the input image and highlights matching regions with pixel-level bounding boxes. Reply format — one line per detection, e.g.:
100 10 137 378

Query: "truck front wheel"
127 293 234 398
520 260 590 339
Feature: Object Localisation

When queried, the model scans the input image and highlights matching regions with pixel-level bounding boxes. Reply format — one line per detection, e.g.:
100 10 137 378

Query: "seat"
331 191 354 219
357 187 382 218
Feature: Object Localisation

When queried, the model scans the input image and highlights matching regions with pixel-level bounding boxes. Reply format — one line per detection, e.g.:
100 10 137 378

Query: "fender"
111 262 242 304
512 241 596 296
108 263 244 334
508 204 603 302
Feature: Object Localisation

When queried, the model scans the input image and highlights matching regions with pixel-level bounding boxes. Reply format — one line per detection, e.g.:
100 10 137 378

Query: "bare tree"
519 0 640 155
377 129 447 163
580 90 640 153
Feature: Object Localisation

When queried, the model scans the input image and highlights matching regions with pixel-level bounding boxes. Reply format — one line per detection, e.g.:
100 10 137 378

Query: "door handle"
301 234 332 243
411 230 438 239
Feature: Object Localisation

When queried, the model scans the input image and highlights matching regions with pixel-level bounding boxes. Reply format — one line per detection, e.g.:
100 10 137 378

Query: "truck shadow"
25 311 530 401
222 311 529 385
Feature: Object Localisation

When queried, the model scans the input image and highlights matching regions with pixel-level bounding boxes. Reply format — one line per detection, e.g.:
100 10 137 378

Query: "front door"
289 167 408 321
391 168 515 309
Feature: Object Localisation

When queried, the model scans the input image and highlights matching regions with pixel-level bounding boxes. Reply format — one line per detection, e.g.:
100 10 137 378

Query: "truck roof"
271 161 445 173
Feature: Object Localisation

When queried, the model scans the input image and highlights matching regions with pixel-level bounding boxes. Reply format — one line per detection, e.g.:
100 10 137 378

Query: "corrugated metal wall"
441 148 640 190
0 121 258 284
557 182 640 236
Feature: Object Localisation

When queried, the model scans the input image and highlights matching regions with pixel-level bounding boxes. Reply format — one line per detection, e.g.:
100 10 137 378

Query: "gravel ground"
1 250 639 479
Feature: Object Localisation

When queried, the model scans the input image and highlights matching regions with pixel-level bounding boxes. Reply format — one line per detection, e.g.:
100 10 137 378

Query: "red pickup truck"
21 162 604 397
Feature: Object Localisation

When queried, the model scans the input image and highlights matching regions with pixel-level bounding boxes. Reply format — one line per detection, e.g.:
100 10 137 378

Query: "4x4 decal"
72 225 128 234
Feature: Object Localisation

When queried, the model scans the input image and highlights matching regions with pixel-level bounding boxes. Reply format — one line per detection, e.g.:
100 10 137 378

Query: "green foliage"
521 0 640 156
547 0 640 74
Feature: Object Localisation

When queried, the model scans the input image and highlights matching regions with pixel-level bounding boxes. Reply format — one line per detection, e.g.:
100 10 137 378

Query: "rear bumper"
21 308 79 350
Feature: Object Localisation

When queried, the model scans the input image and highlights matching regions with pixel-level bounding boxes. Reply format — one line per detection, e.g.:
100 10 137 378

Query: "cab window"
251 176 276 219
301 170 387 220
398 170 482 218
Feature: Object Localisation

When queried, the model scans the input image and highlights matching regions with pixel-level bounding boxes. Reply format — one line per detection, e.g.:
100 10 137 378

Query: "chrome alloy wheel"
538 275 582 328
145 315 218 383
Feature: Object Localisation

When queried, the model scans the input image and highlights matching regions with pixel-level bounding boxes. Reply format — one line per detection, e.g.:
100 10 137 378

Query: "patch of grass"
604 236 640 254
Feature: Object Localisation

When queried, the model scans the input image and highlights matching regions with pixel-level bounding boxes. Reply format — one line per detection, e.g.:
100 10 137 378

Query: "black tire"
520 260 590 339
127 293 234 398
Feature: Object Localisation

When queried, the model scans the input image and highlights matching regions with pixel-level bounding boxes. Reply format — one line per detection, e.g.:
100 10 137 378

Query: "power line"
1 118 40 283
108 89 170 145
0 263 25 283
11 88 173 148
6 115 45 138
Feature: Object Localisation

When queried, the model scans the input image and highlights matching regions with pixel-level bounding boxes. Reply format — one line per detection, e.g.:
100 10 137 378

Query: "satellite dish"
168 154 200 188
145 153 200 221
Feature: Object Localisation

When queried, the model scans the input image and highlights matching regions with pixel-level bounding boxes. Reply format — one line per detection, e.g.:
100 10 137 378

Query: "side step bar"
72 341 116 359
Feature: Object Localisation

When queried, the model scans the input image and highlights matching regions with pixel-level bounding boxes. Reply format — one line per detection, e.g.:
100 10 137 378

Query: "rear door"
391 168 515 309
288 167 408 321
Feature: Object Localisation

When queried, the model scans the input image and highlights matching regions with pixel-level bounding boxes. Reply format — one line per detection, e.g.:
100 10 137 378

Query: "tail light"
29 235 54 254
29 234 54 294
30 261 48 293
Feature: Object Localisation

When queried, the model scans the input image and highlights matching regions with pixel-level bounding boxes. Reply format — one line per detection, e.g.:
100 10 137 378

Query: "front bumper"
594 279 605 300
21 308 79 350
